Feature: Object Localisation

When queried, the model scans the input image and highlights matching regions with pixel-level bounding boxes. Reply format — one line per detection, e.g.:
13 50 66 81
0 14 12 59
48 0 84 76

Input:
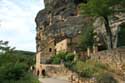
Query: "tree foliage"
80 0 124 49
79 26 94 51
0 40 15 54
0 40 39 83
80 0 124 16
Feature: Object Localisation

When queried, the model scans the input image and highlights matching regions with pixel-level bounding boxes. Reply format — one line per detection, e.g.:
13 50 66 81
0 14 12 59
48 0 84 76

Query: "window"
55 49 56 53
49 48 52 52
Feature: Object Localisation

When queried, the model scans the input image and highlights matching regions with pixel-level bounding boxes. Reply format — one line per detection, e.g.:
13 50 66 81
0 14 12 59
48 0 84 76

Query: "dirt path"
39 77 69 83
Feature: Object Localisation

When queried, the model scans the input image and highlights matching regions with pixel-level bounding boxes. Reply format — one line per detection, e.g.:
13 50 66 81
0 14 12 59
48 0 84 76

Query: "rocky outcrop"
35 0 92 63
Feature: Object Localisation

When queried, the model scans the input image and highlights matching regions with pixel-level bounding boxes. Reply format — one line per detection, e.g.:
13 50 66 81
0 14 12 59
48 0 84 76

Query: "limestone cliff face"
35 0 125 64
35 0 90 53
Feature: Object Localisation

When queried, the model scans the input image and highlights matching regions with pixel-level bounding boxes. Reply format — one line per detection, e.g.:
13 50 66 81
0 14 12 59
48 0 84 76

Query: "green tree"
0 40 15 54
0 41 39 83
80 0 124 49
79 26 94 51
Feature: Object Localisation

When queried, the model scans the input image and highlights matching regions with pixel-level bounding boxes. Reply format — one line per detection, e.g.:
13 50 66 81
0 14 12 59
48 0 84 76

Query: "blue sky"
0 0 44 52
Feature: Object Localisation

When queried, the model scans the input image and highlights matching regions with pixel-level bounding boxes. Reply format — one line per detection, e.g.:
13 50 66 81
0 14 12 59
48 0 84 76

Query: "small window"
54 41 56 46
55 49 56 52
49 48 52 52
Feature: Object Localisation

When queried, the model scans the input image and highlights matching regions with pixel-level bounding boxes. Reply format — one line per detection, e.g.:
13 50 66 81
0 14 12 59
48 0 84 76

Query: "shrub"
96 73 118 83
51 52 66 64
95 62 107 69
0 73 39 83
68 59 108 78
51 57 61 64
0 61 39 83
0 52 39 83
20 73 39 83
65 53 74 62
80 66 95 78
74 60 95 78
51 52 74 64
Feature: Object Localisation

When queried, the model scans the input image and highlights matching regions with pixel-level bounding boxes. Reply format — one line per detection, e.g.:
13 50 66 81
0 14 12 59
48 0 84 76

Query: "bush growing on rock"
96 73 118 83
51 52 75 64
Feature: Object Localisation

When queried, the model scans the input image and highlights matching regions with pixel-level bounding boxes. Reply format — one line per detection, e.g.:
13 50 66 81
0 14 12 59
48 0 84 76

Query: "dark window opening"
49 48 52 52
70 13 75 16
37 70 40 76
54 41 56 46
42 69 46 76
55 49 57 53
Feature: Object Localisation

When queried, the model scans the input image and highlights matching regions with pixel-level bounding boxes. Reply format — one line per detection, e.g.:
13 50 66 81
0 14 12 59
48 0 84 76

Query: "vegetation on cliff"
79 26 94 51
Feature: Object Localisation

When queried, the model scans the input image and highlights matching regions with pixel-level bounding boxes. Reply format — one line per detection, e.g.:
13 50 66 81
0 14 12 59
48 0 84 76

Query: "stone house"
55 38 70 54
55 34 81 54
36 33 81 64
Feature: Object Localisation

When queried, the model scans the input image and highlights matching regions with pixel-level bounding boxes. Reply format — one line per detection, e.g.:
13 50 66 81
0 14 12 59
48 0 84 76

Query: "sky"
0 0 44 52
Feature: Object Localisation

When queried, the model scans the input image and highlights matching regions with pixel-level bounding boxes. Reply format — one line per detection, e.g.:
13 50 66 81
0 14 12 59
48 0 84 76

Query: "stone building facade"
55 38 70 54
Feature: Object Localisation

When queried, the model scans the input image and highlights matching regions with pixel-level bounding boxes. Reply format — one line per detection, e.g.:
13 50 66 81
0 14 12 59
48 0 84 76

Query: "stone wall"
35 64 71 80
93 48 125 63
40 38 56 63
92 48 125 72
44 64 70 79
